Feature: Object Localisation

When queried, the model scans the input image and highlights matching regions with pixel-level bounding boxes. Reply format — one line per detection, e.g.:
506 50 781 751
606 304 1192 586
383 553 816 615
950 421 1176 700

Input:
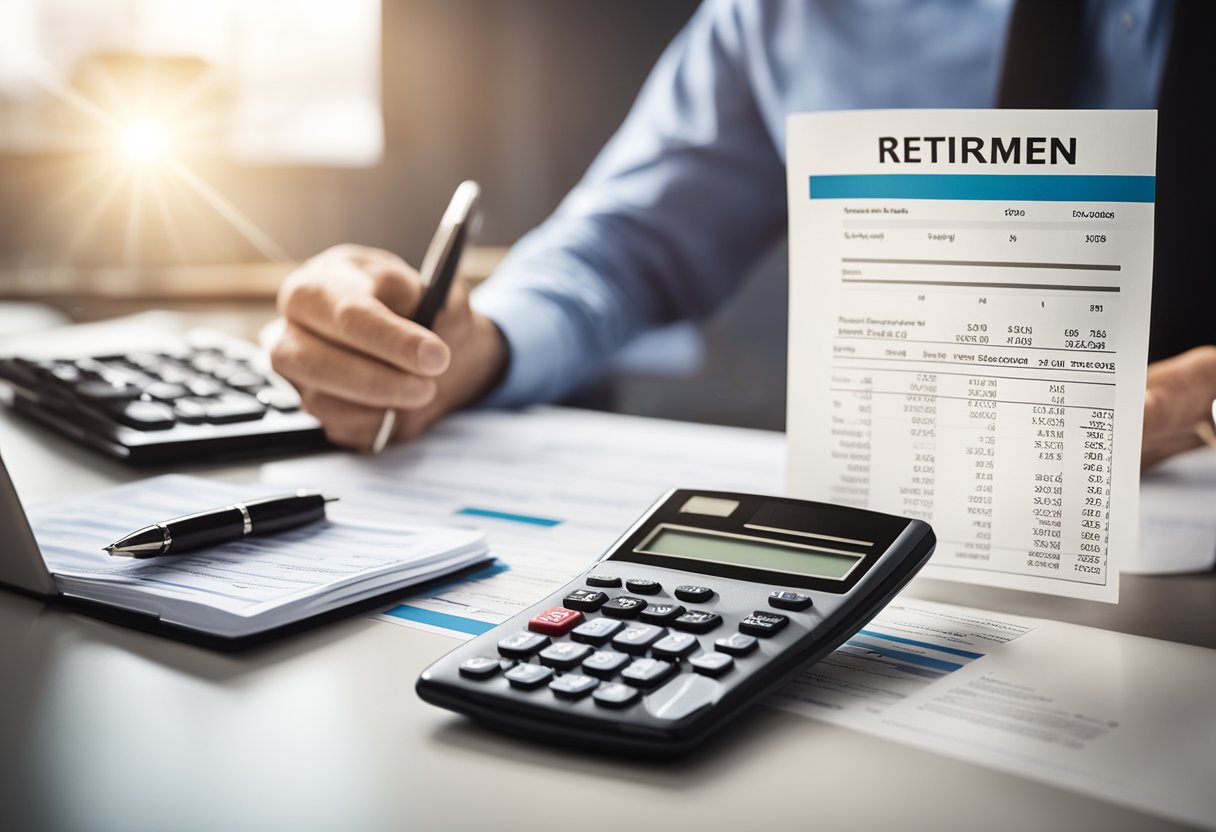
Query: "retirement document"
786 110 1157 601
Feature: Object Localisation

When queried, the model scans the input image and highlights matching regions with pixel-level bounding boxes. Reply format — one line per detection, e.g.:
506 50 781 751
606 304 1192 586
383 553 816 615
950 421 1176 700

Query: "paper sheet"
263 407 785 635
786 110 1158 601
770 600 1216 830
1133 445 1216 574
29 475 486 616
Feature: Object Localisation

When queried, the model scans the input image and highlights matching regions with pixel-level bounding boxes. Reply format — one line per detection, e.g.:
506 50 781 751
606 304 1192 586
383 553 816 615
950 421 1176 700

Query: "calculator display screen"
638 526 862 580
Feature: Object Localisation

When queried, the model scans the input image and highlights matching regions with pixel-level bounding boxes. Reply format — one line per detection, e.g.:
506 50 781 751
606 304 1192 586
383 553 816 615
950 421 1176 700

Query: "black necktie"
998 0 1214 360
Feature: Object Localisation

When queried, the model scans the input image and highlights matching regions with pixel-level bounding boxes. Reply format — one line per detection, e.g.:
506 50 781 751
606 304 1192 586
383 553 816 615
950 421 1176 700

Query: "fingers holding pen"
278 249 451 378
271 322 438 412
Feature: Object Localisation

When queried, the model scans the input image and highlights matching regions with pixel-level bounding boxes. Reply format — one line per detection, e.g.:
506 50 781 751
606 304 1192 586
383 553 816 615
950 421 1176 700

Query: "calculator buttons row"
768 590 813 611
739 611 789 637
528 607 584 636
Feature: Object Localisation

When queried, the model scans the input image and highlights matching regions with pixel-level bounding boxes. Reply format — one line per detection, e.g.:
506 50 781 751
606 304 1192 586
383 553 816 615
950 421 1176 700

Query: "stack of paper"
29 475 488 638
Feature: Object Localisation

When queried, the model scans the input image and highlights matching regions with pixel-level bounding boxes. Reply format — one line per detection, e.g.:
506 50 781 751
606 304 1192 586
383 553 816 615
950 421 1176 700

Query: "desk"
1 406 1212 832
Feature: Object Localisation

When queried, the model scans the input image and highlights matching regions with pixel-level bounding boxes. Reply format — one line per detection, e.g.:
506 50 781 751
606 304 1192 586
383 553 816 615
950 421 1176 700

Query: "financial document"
263 408 785 635
786 110 1158 601
771 600 1216 831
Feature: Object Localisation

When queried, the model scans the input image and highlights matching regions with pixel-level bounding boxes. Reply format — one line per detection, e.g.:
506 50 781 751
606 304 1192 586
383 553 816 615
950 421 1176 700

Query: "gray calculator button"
593 682 640 709
714 632 758 656
549 673 600 699
643 673 720 721
651 632 698 659
498 631 550 658
620 658 676 688
538 642 593 670
582 649 631 678
768 590 814 611
505 663 554 690
612 624 666 654
689 651 734 678
458 656 503 679
570 617 625 644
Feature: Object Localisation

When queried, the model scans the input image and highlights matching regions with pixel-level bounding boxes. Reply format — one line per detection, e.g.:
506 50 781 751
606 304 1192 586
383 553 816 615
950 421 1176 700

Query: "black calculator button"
651 632 698 660
205 394 267 424
459 656 503 679
674 585 714 603
538 642 594 670
768 590 814 611
585 574 622 588
689 652 734 678
620 658 676 688
612 624 666 655
638 603 685 625
570 618 624 645
582 650 631 678
114 401 176 431
601 596 648 618
714 632 758 656
549 673 599 699
624 578 661 595
739 611 790 637
498 631 550 658
76 381 143 403
505 663 554 690
592 682 640 709
562 589 608 612
672 610 722 633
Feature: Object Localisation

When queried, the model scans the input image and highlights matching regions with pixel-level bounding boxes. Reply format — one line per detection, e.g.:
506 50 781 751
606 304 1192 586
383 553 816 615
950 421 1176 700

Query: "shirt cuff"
470 283 573 408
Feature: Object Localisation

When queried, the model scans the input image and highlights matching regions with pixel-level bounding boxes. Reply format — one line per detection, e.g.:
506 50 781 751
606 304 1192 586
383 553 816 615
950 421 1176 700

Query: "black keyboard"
0 332 326 465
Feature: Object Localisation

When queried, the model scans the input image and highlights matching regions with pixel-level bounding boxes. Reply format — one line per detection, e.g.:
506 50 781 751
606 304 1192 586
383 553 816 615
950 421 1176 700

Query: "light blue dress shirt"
472 0 1173 407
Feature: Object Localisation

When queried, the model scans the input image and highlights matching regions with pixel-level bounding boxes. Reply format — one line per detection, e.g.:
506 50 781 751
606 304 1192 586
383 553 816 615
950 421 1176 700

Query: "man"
269 0 1214 469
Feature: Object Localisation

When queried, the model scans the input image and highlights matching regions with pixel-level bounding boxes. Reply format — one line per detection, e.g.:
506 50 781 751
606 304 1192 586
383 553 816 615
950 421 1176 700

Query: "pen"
372 180 482 454
104 491 338 558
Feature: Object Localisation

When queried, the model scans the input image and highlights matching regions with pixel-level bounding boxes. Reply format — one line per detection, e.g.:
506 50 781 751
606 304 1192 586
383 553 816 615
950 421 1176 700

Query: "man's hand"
1142 346 1216 469
269 245 508 451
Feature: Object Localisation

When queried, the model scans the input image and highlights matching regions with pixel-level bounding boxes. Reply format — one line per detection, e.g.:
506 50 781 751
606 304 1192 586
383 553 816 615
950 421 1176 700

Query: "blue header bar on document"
809 174 1155 203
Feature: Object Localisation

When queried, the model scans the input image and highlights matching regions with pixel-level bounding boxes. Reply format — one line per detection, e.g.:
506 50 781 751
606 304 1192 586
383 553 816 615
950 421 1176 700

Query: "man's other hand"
1142 346 1216 469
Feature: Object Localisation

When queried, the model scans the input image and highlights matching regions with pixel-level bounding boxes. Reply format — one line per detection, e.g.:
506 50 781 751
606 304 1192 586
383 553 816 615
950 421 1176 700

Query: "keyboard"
0 330 326 465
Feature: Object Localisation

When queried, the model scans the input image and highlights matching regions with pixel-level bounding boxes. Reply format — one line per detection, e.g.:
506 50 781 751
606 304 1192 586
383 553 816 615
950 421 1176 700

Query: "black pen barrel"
244 493 328 535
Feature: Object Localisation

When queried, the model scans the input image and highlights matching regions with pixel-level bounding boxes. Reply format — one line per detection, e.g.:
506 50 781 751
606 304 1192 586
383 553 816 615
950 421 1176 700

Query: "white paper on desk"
770 599 1216 830
28 475 487 631
263 407 785 636
1132 446 1216 574
786 110 1158 602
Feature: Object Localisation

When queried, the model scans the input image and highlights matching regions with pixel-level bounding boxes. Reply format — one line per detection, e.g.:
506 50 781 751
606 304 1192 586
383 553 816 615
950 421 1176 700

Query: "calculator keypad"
462 570 820 724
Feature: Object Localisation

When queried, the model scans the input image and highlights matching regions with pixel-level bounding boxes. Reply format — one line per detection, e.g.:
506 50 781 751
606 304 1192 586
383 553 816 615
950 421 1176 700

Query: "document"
786 110 1158 601
771 600 1216 830
29 475 488 637
264 407 785 636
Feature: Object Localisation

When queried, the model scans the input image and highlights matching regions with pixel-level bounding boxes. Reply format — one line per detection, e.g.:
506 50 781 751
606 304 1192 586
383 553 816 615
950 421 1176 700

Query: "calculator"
416 489 936 755
0 330 325 465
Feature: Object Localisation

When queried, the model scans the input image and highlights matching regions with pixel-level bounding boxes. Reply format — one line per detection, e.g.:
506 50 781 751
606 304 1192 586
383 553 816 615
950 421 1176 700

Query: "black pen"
104 491 338 558
371 180 481 454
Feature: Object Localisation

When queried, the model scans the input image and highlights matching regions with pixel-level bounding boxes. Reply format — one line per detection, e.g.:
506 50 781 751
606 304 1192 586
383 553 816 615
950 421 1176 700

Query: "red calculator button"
528 607 585 636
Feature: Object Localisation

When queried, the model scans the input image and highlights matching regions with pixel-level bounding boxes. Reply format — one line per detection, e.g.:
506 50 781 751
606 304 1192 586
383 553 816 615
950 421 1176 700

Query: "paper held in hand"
785 109 1157 601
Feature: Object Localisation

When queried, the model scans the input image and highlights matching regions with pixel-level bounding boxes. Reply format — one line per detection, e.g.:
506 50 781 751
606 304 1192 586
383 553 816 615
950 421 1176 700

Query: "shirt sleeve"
472 0 787 408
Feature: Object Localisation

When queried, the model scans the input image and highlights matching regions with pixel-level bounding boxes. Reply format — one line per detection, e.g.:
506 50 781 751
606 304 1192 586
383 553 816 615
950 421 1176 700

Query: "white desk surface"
2 407 1213 832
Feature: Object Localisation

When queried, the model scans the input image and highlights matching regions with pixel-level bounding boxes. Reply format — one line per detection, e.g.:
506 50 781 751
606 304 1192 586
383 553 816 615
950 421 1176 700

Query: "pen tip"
323 495 340 503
